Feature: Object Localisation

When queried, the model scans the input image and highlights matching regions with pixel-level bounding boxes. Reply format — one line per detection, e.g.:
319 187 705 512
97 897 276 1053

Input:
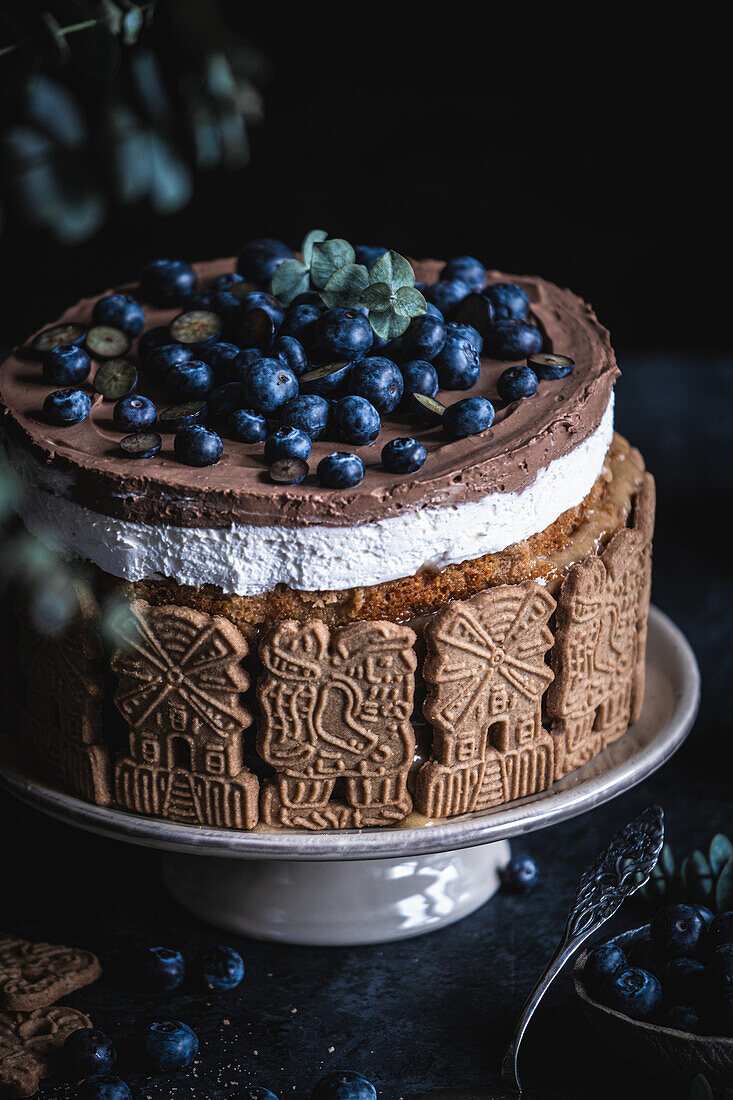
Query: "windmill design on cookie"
258 619 417 829
111 600 259 828
416 581 556 818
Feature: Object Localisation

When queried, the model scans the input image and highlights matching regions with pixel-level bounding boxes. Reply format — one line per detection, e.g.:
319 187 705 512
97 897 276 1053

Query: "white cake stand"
0 606 699 946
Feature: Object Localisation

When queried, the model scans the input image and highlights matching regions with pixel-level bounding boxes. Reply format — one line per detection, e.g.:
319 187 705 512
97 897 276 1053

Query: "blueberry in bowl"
574 922 733 1087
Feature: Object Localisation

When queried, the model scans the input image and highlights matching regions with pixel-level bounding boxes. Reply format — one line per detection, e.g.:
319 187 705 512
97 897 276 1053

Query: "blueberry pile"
31 239 576 486
583 904 733 1035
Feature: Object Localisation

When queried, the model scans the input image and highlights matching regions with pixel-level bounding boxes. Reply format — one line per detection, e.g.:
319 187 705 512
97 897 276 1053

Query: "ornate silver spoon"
406 804 665 1100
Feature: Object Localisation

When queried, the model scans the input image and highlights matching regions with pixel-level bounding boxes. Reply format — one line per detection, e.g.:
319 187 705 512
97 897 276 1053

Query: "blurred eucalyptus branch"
0 0 265 242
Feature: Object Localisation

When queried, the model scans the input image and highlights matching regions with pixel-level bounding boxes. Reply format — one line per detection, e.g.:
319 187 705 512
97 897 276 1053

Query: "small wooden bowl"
574 925 733 1088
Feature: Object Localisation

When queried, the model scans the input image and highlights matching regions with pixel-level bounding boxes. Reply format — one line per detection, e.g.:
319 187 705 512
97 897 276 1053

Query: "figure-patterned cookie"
0 934 100 1011
0 1005 92 1098
258 619 417 829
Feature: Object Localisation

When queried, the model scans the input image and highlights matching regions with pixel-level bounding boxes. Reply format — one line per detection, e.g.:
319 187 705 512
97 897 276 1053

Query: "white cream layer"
4 395 614 596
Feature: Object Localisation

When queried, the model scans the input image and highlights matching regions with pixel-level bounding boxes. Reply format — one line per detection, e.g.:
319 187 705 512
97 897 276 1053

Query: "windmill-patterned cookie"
0 1005 92 1098
0 934 101 1011
547 473 655 777
111 600 259 829
17 584 111 806
258 619 417 829
416 581 556 819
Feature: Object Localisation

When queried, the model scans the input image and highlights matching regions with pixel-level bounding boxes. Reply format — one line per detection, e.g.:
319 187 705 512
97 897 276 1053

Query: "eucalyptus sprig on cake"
271 230 428 339
689 1073 733 1100
640 832 733 910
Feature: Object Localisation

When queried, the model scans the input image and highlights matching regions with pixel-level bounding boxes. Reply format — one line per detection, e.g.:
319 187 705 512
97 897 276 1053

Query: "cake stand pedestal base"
159 840 512 945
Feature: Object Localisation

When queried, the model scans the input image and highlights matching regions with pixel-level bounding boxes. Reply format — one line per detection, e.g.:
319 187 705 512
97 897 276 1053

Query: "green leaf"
302 228 328 268
660 843 675 877
369 249 415 292
321 263 369 309
682 851 714 904
716 856 733 911
272 258 310 306
710 833 733 874
368 307 412 341
688 1074 714 1100
310 238 356 290
360 281 393 312
393 285 428 319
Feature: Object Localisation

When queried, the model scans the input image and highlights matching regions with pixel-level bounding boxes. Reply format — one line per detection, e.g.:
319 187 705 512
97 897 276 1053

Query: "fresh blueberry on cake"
0 240 656 835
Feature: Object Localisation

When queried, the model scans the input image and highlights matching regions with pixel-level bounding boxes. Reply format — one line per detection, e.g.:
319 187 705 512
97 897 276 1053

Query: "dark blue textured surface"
1 352 730 1100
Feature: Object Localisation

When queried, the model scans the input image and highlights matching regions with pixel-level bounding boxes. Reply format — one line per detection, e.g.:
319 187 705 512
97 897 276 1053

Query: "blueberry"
166 359 215 400
380 336 404 362
452 292 495 335
355 245 388 268
273 335 309 377
317 452 364 489
270 458 309 484
381 437 426 474
200 341 242 379
315 308 373 361
144 343 194 383
708 944 733 999
76 1075 132 1100
239 291 286 329
43 388 91 426
484 320 543 360
207 382 245 423
400 360 439 417
659 957 706 1004
441 255 485 293
113 395 157 432
158 402 208 431
424 278 471 318
331 396 381 445
499 855 538 893
237 307 277 352
279 395 330 440
279 303 326 347
626 928 658 971
184 290 217 311
237 238 293 285
311 1071 377 1100
660 1004 700 1032
137 326 170 363
264 426 312 464
651 904 706 960
199 945 245 991
434 337 481 390
706 910 733 950
63 1028 116 1079
43 345 91 385
483 282 531 321
599 967 663 1020
211 272 245 292
93 293 145 337
120 431 162 459
85 326 131 360
290 291 324 308
207 290 243 329
228 407 268 443
424 301 444 320
170 309 222 349
695 905 715 929
528 352 575 380
174 425 223 467
140 1020 199 1072
400 314 446 362
240 1089 279 1100
94 359 137 401
583 943 627 998
30 321 87 358
243 358 299 415
351 357 403 414
226 348 264 385
299 360 355 399
497 365 539 401
140 258 197 306
442 396 495 439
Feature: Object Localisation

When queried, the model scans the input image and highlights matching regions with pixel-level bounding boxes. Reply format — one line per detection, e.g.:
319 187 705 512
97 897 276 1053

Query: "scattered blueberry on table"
63 1027 116 1078
140 1020 199 1072
311 1070 377 1100
198 945 245 991
76 1074 132 1100
500 854 539 893
137 945 186 992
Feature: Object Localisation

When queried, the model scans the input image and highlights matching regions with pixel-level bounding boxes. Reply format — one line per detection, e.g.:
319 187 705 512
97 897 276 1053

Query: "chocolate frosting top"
0 259 619 529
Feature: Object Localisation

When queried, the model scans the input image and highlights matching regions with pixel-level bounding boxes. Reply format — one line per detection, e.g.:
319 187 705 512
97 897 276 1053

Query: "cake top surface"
0 257 618 530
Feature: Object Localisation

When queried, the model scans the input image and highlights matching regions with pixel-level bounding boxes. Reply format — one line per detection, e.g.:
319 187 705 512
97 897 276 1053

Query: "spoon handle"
499 804 665 1095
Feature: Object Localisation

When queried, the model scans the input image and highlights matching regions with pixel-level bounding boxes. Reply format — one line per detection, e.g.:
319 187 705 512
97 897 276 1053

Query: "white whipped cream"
3 394 614 596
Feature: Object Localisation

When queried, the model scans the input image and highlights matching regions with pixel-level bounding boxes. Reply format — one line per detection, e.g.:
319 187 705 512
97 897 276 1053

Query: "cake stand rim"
0 604 700 862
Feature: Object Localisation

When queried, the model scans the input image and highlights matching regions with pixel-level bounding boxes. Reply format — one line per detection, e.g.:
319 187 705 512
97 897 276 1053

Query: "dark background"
1 10 729 350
